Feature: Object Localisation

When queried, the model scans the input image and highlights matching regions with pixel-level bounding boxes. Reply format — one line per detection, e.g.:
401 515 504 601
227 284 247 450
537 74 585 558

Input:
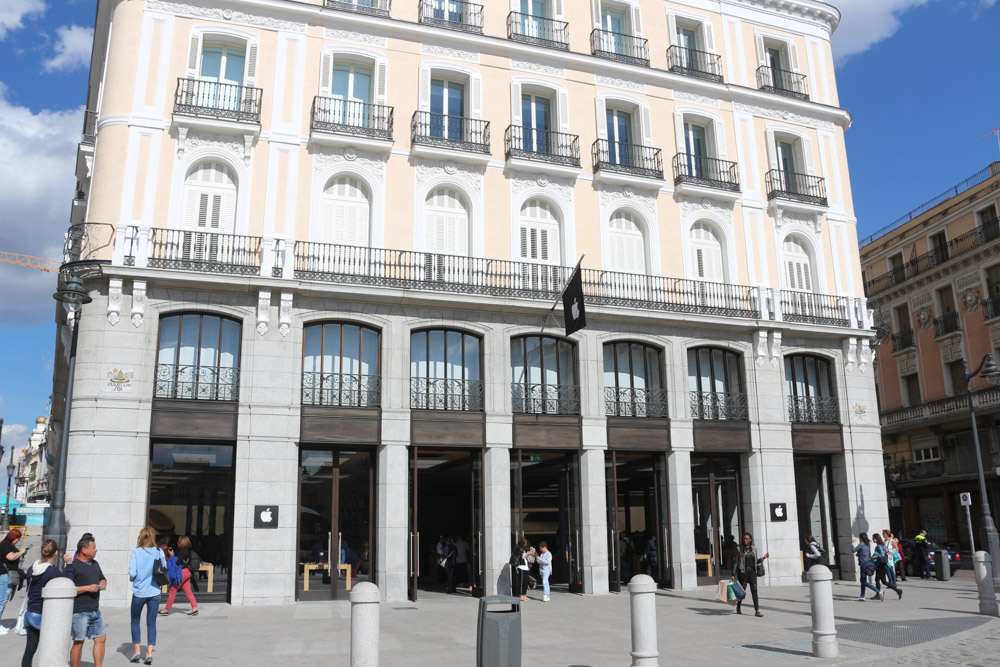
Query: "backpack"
186 550 202 573
812 542 830 567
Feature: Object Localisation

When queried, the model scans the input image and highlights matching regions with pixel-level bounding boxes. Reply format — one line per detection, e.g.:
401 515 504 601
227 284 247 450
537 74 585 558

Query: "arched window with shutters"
321 176 371 247
607 210 646 274
423 187 470 282
518 198 562 292
690 222 725 283
181 161 238 262
316 51 389 134
183 32 257 114
783 235 814 292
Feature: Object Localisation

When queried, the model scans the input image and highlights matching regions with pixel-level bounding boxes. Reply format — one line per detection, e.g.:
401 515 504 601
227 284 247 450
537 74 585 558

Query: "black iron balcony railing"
908 460 945 478
690 391 749 421
411 111 490 153
507 11 569 51
666 45 723 82
302 372 380 407
505 125 580 166
891 329 916 352
325 0 391 18
933 311 961 337
82 110 98 144
593 139 663 180
604 387 668 418
788 395 839 424
765 170 828 207
410 377 485 411
418 0 483 33
155 363 239 401
868 217 1000 296
512 382 580 415
672 153 739 192
144 228 262 276
984 295 1000 321
779 290 851 327
756 66 809 100
173 78 262 124
590 29 649 67
63 222 115 264
311 97 394 141
292 241 763 319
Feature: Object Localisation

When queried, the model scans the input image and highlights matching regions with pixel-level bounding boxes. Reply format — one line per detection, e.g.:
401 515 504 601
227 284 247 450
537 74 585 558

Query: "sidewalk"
3 571 997 666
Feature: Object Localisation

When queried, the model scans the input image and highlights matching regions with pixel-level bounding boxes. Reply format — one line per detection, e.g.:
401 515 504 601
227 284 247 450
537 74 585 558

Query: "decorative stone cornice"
598 184 657 218
595 74 645 94
421 42 479 63
414 158 485 193
721 0 840 34
509 172 575 205
146 0 307 33
733 102 836 132
325 27 387 48
678 195 734 224
312 146 387 182
674 90 720 108
510 59 564 78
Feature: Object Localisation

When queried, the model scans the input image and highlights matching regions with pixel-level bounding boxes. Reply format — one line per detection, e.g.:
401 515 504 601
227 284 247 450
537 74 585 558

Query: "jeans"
541 568 550 598
876 564 897 591
921 553 932 578
736 570 759 612
0 573 7 619
860 572 880 597
885 562 898 587
72 610 107 640
130 594 161 645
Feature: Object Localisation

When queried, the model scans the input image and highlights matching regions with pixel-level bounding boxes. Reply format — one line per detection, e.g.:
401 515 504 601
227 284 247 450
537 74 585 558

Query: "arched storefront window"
785 355 837 423
156 313 241 400
687 347 746 420
511 335 579 414
410 329 483 410
603 342 666 417
302 323 380 407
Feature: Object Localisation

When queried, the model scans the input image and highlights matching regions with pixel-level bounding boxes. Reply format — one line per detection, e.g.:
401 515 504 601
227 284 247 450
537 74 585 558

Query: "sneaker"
542 596 550 602
0 626 8 635
856 597 865 601
875 593 883 601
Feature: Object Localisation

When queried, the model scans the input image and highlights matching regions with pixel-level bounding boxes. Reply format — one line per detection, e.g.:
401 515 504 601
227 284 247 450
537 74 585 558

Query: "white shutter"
591 0 601 28
596 98 607 138
631 5 642 36
418 68 431 111
703 22 715 52
245 43 258 87
802 137 816 175
470 73 483 119
667 14 678 47
376 61 388 106
553 0 564 20
558 90 569 132
640 106 652 146
788 42 801 71
319 52 333 97
519 226 529 259
755 35 767 66
321 201 335 242
511 81 522 126
182 188 200 230
186 33 201 77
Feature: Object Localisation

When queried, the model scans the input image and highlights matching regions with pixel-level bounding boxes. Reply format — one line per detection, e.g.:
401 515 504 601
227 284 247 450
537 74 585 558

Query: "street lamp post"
0 416 6 532
47 275 92 560
965 353 1000 588
2 445 14 532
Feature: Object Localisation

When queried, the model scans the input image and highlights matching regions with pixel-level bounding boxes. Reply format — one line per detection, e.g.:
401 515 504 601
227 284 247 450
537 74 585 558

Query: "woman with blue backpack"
872 533 902 599
852 532 882 601
159 537 199 616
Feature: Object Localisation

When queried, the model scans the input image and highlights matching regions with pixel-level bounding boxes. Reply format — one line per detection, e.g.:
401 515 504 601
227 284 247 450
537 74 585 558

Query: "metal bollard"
807 564 839 658
350 582 380 667
628 574 659 667
973 551 999 616
36 577 76 666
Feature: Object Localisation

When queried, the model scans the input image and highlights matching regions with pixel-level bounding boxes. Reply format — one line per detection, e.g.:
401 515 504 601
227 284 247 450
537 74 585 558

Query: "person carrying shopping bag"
731 532 769 617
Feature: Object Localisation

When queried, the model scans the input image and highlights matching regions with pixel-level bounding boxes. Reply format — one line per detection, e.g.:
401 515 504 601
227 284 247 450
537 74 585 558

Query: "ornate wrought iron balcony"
689 391 748 421
779 290 851 327
512 382 580 415
590 29 649 67
908 460 945 478
605 387 668 418
411 111 490 154
155 363 239 401
302 372 380 407
765 170 828 207
81 110 97 145
63 222 115 264
418 0 483 33
933 311 961 337
311 97 393 141
137 228 262 276
593 139 663 180
507 11 569 51
325 0 391 18
666 45 723 82
883 386 1000 430
505 125 580 167
788 395 839 424
984 294 1000 321
410 377 484 411
672 153 739 192
173 78 262 124
891 329 916 352
756 66 809 100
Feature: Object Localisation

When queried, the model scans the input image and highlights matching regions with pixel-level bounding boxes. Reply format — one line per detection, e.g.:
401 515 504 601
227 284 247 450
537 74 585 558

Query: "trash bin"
935 549 951 581
477 595 521 667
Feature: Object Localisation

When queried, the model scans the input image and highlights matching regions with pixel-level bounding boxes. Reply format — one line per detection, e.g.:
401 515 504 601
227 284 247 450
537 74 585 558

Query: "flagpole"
541 252 586 330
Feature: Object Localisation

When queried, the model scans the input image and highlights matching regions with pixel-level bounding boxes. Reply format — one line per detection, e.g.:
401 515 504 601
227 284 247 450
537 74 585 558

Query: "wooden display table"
302 562 352 591
695 554 713 577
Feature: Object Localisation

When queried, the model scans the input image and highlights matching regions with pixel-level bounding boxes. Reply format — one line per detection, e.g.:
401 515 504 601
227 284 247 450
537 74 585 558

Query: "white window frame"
185 27 259 89
595 91 653 147
311 165 386 250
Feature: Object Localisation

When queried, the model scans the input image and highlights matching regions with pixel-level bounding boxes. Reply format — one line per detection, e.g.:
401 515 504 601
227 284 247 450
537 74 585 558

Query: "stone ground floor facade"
56 273 888 606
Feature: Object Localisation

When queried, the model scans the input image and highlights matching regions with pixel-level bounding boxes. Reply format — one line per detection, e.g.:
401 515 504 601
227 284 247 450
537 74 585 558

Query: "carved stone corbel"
754 330 768 367
843 337 858 374
256 290 271 336
768 331 782 368
107 278 122 326
279 292 293 337
176 126 189 156
130 280 146 328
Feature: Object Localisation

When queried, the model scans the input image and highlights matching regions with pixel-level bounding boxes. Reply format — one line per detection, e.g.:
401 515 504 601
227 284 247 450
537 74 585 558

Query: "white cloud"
831 0 933 64
42 24 93 72
1 423 29 439
0 0 45 41
0 84 81 327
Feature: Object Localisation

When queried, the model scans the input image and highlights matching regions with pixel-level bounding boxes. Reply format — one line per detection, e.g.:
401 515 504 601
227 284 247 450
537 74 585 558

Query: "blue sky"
0 0 998 454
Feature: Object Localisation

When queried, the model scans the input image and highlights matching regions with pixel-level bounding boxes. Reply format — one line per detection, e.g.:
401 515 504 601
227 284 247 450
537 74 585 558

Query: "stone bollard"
807 564 839 658
351 582 380 667
628 574 659 667
973 551 999 616
36 577 76 666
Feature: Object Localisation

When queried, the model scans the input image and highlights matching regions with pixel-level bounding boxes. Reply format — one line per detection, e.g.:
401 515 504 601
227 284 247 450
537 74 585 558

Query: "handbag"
755 562 765 577
731 579 746 600
726 583 739 606
714 580 729 602
151 551 170 587
14 585 28 635
7 568 20 588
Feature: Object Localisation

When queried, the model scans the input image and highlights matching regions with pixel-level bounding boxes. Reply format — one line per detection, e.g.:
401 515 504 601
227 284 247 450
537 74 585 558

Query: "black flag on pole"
561 267 587 336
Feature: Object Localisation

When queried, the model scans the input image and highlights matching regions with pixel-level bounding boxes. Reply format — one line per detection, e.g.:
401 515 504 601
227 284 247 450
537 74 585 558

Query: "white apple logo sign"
260 507 273 523
571 298 580 320
775 506 784 518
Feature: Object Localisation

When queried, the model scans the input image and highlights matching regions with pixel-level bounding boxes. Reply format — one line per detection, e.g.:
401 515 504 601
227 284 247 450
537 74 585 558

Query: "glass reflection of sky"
152 444 233 468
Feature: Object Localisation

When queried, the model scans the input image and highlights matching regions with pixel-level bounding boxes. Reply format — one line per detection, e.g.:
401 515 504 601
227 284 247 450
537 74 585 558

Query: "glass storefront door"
148 443 235 602
408 448 485 601
606 452 671 592
794 455 839 570
691 456 743 586
297 449 374 601
510 450 583 595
